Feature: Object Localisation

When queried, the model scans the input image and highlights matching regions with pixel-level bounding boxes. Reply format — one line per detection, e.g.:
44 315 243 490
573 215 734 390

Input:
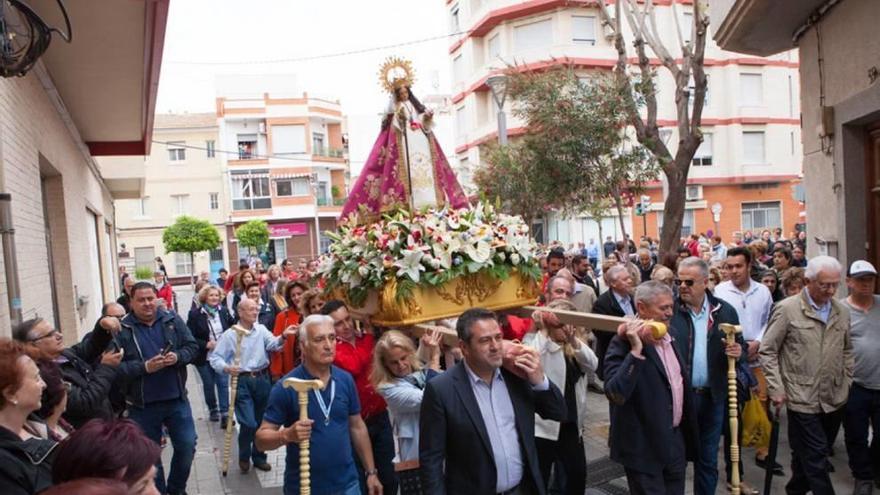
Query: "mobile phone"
160 342 173 355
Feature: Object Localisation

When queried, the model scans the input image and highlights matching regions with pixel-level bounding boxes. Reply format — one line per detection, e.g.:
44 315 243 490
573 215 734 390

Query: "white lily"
395 249 425 282
433 234 461 269
464 240 491 264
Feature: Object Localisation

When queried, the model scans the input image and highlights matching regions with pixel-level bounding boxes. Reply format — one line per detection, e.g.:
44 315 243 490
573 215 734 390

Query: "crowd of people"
0 236 877 495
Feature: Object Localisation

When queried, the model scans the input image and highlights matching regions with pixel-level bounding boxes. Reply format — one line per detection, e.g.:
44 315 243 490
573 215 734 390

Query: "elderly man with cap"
760 256 854 495
840 260 880 494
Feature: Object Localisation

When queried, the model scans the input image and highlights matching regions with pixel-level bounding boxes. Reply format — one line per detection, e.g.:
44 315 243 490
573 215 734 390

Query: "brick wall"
0 66 117 342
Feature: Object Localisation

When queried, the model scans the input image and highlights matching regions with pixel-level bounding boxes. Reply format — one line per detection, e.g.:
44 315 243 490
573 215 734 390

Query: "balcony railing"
313 147 345 158
317 197 346 206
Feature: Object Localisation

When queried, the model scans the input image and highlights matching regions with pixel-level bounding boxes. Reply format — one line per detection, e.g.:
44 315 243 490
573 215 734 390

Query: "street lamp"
486 74 508 145
311 172 322 257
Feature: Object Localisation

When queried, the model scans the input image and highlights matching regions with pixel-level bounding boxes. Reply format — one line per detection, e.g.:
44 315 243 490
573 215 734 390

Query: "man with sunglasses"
669 257 747 495
760 256 853 494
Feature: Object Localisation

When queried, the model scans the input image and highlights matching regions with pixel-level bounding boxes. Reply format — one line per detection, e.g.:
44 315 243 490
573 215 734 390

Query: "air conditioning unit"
258 122 266 134
686 185 703 201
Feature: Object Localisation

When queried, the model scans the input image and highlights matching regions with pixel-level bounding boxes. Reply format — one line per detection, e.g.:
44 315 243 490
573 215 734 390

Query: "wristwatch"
364 468 378 477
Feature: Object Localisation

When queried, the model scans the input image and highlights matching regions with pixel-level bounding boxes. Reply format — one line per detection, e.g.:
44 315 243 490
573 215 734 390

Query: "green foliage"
162 216 221 255
477 67 660 225
134 266 153 280
235 220 270 252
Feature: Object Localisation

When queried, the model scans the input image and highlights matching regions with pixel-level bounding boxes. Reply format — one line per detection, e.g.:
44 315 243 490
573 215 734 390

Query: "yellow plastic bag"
741 396 771 448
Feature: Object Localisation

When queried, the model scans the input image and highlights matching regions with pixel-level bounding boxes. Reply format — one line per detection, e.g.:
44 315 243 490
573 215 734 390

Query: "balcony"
317 197 346 207
712 0 826 56
94 156 146 199
312 146 346 162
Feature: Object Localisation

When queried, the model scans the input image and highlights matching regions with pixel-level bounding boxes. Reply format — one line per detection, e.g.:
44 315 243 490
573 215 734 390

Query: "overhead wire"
166 30 468 66
152 139 346 163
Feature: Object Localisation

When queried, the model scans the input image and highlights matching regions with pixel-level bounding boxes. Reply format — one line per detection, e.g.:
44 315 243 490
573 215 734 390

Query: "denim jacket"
117 309 199 409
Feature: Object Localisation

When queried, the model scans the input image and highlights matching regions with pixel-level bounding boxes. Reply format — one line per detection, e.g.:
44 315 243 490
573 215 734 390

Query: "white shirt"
714 279 773 342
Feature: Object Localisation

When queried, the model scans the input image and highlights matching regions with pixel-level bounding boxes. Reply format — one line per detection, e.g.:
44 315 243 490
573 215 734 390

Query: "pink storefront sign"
268 222 308 237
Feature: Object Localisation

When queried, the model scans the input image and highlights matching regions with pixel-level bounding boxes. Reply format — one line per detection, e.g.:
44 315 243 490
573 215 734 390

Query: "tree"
597 0 709 253
474 141 553 229
235 219 270 259
477 68 659 242
162 216 221 289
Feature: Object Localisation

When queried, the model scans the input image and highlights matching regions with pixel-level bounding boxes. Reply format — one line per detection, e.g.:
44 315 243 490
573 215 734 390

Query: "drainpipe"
0 193 22 326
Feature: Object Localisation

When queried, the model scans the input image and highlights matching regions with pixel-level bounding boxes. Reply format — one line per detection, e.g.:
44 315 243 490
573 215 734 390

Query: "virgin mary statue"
340 57 468 223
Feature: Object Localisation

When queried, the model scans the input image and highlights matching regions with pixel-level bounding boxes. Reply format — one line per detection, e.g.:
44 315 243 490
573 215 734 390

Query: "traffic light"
634 203 644 216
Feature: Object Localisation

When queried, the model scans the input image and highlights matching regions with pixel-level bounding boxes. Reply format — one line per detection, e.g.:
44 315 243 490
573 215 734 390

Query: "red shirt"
270 309 301 379
334 333 386 419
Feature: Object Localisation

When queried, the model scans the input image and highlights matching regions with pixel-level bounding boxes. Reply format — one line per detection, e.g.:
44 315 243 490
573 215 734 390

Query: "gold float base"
335 270 540 327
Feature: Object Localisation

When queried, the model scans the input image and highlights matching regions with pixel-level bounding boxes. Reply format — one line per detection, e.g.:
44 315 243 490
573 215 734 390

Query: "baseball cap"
848 260 878 278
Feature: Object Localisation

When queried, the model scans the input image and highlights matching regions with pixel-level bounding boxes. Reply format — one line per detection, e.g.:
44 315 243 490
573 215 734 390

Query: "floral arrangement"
319 201 542 307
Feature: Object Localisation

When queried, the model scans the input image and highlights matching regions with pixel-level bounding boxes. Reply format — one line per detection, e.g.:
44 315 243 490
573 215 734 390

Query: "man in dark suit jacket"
419 308 567 495
593 265 637 380
604 281 699 495
669 257 747 495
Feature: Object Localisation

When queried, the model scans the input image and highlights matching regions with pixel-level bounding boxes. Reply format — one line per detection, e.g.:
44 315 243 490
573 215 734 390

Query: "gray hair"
298 314 334 343
604 265 628 284
634 280 673 306
236 297 256 313
637 248 651 257
678 256 709 279
804 255 842 279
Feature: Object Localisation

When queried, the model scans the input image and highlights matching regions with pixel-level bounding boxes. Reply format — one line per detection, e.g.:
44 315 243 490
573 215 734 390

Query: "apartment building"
447 0 804 244
216 86 349 265
0 0 168 339
114 113 228 282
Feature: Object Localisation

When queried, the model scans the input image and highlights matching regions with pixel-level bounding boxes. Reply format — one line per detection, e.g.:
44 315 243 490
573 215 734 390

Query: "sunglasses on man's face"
673 279 696 287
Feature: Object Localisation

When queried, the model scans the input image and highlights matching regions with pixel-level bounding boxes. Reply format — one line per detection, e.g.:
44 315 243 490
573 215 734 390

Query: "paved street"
172 289 858 494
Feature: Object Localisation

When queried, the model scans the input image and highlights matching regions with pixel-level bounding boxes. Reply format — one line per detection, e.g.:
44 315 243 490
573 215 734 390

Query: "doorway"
867 123 880 291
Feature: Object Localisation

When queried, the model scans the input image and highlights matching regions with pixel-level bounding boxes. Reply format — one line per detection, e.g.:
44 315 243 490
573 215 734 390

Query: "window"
488 34 501 61
741 201 781 231
316 181 328 205
134 197 149 217
271 125 306 155
743 131 766 164
453 55 464 83
237 134 258 159
231 171 271 210
209 193 219 210
456 106 466 137
514 18 552 52
167 141 186 162
740 73 763 106
450 4 460 32
276 177 310 197
171 194 189 215
692 133 713 166
572 16 596 45
312 132 325 155
175 253 193 276
688 74 710 107
659 209 695 237
682 12 694 43
206 140 216 158
134 247 155 271
319 233 333 254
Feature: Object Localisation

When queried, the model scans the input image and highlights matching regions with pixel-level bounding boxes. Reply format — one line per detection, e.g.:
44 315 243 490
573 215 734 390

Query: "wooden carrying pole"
222 325 251 476
720 323 742 495
283 378 325 495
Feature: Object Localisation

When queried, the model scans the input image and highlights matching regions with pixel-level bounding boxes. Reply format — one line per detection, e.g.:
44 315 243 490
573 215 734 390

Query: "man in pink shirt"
604 281 699 495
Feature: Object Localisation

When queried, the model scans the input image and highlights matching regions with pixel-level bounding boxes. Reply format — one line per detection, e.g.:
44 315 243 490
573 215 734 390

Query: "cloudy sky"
156 0 457 173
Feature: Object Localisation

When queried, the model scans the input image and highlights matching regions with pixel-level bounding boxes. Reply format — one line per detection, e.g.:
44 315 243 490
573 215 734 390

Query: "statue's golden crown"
378 56 416 93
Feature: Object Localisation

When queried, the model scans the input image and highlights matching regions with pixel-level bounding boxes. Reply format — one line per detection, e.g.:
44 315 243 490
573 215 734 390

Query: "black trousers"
595 331 613 381
535 422 586 495
844 383 880 481
624 428 686 495
785 408 844 495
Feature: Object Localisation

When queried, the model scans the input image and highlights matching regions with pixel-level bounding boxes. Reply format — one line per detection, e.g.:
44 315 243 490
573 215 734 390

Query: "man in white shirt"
713 246 777 479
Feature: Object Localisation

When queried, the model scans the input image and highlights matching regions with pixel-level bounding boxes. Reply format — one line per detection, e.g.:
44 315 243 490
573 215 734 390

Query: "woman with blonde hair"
187 284 233 425
370 329 442 463
298 288 325 317
525 299 598 495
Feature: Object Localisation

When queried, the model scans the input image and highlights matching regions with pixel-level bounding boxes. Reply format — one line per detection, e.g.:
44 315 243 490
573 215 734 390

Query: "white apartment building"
447 0 803 244
215 77 349 265
114 114 229 282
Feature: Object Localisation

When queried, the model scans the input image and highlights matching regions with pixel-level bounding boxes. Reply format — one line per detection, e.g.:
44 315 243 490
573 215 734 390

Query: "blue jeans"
128 398 197 495
354 411 397 495
196 362 229 416
235 373 271 464
844 383 880 481
692 391 725 495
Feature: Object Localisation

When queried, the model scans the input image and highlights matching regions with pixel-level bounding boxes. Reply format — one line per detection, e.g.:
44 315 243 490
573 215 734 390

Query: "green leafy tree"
235 219 270 259
478 68 659 241
474 141 552 229
162 216 221 289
